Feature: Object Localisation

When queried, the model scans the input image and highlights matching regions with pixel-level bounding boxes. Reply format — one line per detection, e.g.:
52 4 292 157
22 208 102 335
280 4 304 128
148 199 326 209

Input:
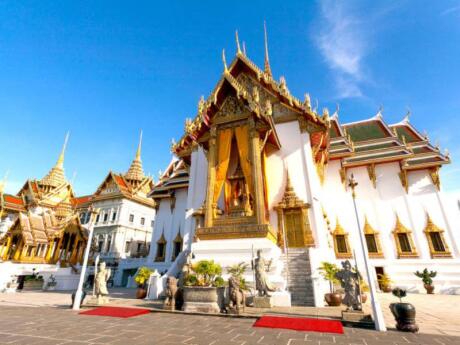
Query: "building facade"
145 37 460 306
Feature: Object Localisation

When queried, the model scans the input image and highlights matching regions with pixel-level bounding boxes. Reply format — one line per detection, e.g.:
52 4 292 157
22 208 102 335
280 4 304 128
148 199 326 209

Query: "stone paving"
0 306 459 345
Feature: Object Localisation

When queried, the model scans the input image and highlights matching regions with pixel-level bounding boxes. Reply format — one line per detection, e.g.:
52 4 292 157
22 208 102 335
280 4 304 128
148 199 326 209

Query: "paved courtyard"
1 305 459 345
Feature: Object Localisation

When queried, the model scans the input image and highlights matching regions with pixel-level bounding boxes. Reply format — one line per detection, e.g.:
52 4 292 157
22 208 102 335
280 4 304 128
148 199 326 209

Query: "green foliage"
188 260 223 287
414 268 437 286
184 274 198 287
213 276 225 288
392 287 407 303
318 262 340 293
227 262 250 291
134 267 154 288
377 273 392 287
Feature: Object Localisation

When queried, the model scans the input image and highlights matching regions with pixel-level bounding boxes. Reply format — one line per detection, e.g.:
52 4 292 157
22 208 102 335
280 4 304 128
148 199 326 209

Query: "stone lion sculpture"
228 276 246 314
164 276 178 310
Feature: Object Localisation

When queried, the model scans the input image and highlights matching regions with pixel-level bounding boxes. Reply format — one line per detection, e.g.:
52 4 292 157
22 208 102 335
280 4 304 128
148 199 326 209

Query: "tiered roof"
328 111 449 170
148 159 189 200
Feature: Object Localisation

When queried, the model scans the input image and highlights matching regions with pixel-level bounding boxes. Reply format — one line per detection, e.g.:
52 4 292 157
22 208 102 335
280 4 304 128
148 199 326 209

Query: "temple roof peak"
40 132 69 187
125 130 145 181
235 30 242 55
264 21 272 77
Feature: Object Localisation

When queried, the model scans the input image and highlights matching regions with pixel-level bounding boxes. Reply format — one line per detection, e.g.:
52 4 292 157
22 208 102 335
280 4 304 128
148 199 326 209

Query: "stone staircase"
282 248 315 306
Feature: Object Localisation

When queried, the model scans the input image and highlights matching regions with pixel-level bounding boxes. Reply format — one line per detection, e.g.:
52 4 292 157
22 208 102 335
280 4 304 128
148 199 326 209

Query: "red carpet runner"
79 306 151 318
253 315 344 334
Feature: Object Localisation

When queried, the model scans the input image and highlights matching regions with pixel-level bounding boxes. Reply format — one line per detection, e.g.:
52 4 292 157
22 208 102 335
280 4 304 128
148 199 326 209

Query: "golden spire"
125 130 145 181
263 21 272 77
222 49 228 73
235 30 242 54
40 132 69 187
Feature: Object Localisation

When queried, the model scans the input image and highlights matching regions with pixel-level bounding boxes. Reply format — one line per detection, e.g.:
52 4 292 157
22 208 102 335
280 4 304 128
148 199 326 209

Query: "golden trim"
332 218 352 259
367 164 377 188
423 213 451 258
363 216 384 258
154 232 167 262
392 215 418 258
429 167 441 191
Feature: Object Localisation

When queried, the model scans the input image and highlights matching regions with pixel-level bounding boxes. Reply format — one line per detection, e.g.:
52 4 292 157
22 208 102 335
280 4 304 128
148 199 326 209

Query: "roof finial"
0 170 9 194
404 107 411 123
56 131 70 169
235 30 241 54
136 130 143 161
222 49 228 73
242 41 247 56
375 105 384 119
263 21 272 77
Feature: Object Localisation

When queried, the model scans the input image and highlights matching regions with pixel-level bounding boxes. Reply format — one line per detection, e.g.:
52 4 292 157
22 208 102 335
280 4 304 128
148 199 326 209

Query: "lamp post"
72 207 99 311
348 174 387 332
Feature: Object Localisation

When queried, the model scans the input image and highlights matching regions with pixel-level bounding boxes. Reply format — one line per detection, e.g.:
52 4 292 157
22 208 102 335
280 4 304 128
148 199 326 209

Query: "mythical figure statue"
335 260 361 311
94 262 111 305
227 276 246 314
164 276 178 310
252 249 276 297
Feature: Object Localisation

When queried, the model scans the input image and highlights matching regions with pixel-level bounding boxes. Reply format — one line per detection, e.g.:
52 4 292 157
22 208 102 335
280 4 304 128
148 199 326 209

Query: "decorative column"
204 127 217 227
249 119 266 225
2 236 11 260
45 241 55 262
53 236 64 262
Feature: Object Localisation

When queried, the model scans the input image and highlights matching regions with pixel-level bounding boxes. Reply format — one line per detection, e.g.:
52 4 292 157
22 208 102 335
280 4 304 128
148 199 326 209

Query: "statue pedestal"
341 310 373 327
254 291 291 308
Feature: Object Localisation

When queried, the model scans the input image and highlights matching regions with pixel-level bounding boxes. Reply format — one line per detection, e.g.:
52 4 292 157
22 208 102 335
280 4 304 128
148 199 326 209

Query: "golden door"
284 209 304 248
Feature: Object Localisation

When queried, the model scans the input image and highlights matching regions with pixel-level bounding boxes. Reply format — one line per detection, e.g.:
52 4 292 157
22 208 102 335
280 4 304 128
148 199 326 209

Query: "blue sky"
0 1 459 197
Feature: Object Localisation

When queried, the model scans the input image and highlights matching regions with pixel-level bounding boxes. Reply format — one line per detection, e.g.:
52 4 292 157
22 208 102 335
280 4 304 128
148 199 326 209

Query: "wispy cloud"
441 5 460 16
315 1 366 98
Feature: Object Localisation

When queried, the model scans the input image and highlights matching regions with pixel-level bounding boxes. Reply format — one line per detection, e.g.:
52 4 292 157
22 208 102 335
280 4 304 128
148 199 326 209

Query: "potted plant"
360 279 369 304
134 267 154 299
23 273 44 290
377 273 392 292
389 288 419 333
318 262 342 306
414 268 436 294
45 274 57 291
182 260 224 313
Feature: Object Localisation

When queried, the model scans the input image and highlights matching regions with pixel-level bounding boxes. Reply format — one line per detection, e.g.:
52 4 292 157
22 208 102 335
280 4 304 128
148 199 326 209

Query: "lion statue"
228 276 246 314
164 276 178 310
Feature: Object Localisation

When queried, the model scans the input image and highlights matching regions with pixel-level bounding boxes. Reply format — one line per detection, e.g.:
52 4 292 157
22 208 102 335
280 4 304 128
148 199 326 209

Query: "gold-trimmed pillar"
204 127 217 227
249 119 266 225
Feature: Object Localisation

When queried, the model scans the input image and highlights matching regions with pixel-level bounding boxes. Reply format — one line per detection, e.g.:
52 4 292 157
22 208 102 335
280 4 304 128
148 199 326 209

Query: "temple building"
75 133 156 287
0 135 88 290
145 32 460 306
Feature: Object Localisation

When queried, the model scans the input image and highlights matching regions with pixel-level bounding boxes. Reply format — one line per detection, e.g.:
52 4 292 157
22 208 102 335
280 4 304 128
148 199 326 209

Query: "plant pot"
381 285 392 293
389 302 419 333
136 287 147 299
424 284 435 294
324 292 342 306
182 286 220 313
23 280 44 291
361 293 368 304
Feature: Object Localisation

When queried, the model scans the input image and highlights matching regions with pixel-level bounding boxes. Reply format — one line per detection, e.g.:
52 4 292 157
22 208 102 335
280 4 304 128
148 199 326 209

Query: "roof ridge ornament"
222 49 228 73
303 93 312 111
242 41 247 56
375 105 384 119
235 30 242 55
403 107 411 123
263 21 272 77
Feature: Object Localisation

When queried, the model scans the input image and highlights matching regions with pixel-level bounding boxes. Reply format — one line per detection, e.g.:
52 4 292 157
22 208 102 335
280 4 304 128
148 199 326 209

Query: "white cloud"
441 5 460 16
315 1 367 98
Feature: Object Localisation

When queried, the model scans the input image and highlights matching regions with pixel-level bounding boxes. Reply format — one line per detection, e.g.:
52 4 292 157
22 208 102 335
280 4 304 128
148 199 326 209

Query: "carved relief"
215 96 247 123
367 164 377 188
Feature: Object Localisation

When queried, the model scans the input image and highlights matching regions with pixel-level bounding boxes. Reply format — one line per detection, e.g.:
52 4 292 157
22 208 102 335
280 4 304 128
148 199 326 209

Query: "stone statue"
335 260 361 311
94 262 111 305
252 250 275 297
164 276 178 310
227 276 246 314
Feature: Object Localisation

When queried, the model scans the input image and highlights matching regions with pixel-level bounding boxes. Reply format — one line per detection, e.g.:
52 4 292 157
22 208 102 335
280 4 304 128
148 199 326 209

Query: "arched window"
332 218 352 259
424 214 451 258
392 215 418 258
171 232 183 261
155 232 166 262
363 216 384 258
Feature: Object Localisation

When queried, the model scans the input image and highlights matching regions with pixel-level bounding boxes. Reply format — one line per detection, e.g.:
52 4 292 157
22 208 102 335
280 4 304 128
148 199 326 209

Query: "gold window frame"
171 232 183 261
393 215 418 258
332 218 352 259
155 233 167 262
363 216 384 258
424 214 451 258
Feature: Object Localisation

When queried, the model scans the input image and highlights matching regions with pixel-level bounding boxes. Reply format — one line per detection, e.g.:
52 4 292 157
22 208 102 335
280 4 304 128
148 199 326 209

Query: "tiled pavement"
0 306 459 345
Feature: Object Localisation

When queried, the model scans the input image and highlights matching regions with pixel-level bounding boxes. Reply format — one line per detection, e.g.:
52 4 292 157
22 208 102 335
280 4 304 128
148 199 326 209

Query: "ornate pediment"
275 174 310 210
214 95 248 124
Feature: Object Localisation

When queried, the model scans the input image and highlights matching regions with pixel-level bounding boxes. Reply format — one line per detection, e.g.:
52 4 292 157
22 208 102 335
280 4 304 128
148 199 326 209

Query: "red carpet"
79 306 151 318
253 315 344 334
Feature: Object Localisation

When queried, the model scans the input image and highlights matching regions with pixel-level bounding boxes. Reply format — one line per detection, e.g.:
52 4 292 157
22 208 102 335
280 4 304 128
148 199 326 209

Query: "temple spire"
235 30 241 54
263 21 272 77
40 132 69 187
125 130 145 181
222 49 228 73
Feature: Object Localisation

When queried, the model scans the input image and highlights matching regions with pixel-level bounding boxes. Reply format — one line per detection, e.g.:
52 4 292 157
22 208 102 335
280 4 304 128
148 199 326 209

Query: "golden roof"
125 131 145 181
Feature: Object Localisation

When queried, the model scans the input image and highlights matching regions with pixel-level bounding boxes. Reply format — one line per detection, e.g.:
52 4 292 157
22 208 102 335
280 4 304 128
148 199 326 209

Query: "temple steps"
282 248 315 306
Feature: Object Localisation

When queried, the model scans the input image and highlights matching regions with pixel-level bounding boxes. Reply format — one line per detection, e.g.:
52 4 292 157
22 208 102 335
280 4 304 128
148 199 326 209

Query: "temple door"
284 209 304 248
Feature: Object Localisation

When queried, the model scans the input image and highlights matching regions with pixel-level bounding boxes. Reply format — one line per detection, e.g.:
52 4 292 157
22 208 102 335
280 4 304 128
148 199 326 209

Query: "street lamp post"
72 207 99 311
348 174 387 332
